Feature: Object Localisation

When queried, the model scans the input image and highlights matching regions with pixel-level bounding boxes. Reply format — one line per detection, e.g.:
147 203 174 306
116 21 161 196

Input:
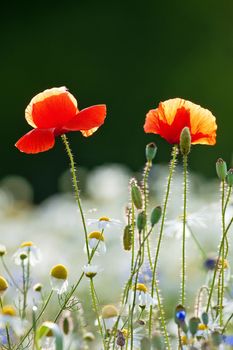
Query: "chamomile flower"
50 264 68 295
83 264 102 278
87 216 121 231
0 276 8 297
86 231 106 255
0 305 27 336
13 241 41 266
101 304 122 330
128 283 156 309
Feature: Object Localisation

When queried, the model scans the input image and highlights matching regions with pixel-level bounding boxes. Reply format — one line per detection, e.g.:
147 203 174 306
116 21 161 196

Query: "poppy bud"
150 206 162 227
131 182 143 209
123 225 132 251
216 158 227 181
146 142 157 162
137 211 147 233
211 331 222 346
201 312 208 326
180 127 191 156
189 317 200 336
226 168 233 187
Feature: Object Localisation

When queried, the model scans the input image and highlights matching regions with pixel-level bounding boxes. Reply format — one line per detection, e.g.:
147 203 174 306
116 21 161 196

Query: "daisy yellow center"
101 305 118 319
198 323 208 331
99 216 110 222
181 335 188 345
2 305 16 317
0 276 8 291
134 283 148 293
20 241 34 248
88 231 104 241
218 258 229 269
50 264 68 280
122 329 129 338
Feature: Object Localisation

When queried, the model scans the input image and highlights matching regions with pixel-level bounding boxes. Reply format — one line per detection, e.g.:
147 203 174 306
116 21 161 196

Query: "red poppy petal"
64 105 106 131
15 129 55 154
27 88 78 129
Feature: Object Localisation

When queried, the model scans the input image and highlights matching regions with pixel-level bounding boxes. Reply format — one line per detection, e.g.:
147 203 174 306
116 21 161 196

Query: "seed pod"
180 127 191 155
150 206 162 227
226 168 233 187
146 142 157 162
123 225 132 251
131 183 143 209
216 158 227 181
137 211 147 233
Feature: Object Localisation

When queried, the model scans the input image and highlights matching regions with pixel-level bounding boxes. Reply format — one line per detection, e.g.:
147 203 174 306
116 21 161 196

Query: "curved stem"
149 145 178 347
181 155 188 306
61 134 90 259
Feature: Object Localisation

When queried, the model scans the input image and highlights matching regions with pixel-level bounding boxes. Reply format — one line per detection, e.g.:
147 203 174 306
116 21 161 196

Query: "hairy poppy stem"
181 154 188 306
61 134 90 260
149 144 178 348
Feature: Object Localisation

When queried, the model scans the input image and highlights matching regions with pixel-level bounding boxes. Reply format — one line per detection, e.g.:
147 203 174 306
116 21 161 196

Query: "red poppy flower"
15 87 107 154
144 98 217 145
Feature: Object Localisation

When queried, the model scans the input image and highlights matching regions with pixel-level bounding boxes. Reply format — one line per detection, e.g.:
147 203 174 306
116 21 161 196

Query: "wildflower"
59 310 74 335
86 231 106 255
101 304 121 330
0 276 8 297
50 264 68 295
144 98 217 145
129 283 156 309
13 241 41 266
87 216 121 231
83 264 102 278
15 87 106 154
0 305 27 336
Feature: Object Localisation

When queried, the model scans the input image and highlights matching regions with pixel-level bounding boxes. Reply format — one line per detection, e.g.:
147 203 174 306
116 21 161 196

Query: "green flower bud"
146 142 157 162
211 331 222 346
150 206 162 227
201 312 208 326
137 211 147 233
189 317 200 336
123 225 132 251
131 182 143 209
226 168 233 187
151 332 164 350
141 337 151 350
216 158 227 181
180 127 191 156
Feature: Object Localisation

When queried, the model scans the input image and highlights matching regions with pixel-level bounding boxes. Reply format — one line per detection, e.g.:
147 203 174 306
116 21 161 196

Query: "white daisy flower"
87 216 121 231
0 276 8 297
0 305 27 337
86 231 106 255
101 305 122 330
83 264 102 278
50 264 68 295
13 241 41 266
128 283 156 309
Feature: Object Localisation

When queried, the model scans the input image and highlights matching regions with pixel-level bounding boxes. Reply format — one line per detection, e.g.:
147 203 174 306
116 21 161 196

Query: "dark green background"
1 1 232 201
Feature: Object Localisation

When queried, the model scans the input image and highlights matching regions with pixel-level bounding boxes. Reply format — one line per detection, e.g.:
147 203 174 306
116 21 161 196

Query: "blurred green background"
1 0 232 201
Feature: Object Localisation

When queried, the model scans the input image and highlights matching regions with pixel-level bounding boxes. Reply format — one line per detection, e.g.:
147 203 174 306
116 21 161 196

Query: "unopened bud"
226 168 233 187
33 283 43 292
146 143 157 162
150 206 162 227
151 332 164 350
201 312 208 326
131 182 143 209
180 127 191 156
123 225 132 251
20 253 27 260
137 211 147 233
0 245 6 257
189 317 200 336
211 331 222 346
216 158 227 181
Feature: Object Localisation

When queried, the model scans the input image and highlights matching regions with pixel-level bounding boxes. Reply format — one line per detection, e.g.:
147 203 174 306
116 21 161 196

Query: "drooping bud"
226 168 233 187
137 211 147 233
189 317 200 336
123 225 132 251
216 158 227 181
180 127 191 156
131 181 143 209
150 206 162 227
146 142 157 162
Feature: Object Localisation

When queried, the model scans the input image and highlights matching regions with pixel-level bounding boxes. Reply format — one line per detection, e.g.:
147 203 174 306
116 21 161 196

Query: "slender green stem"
222 312 233 333
181 155 188 306
219 181 226 326
149 145 178 347
131 199 135 273
1 257 23 292
21 261 27 319
90 279 106 350
61 134 90 259
16 290 54 349
187 225 207 260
